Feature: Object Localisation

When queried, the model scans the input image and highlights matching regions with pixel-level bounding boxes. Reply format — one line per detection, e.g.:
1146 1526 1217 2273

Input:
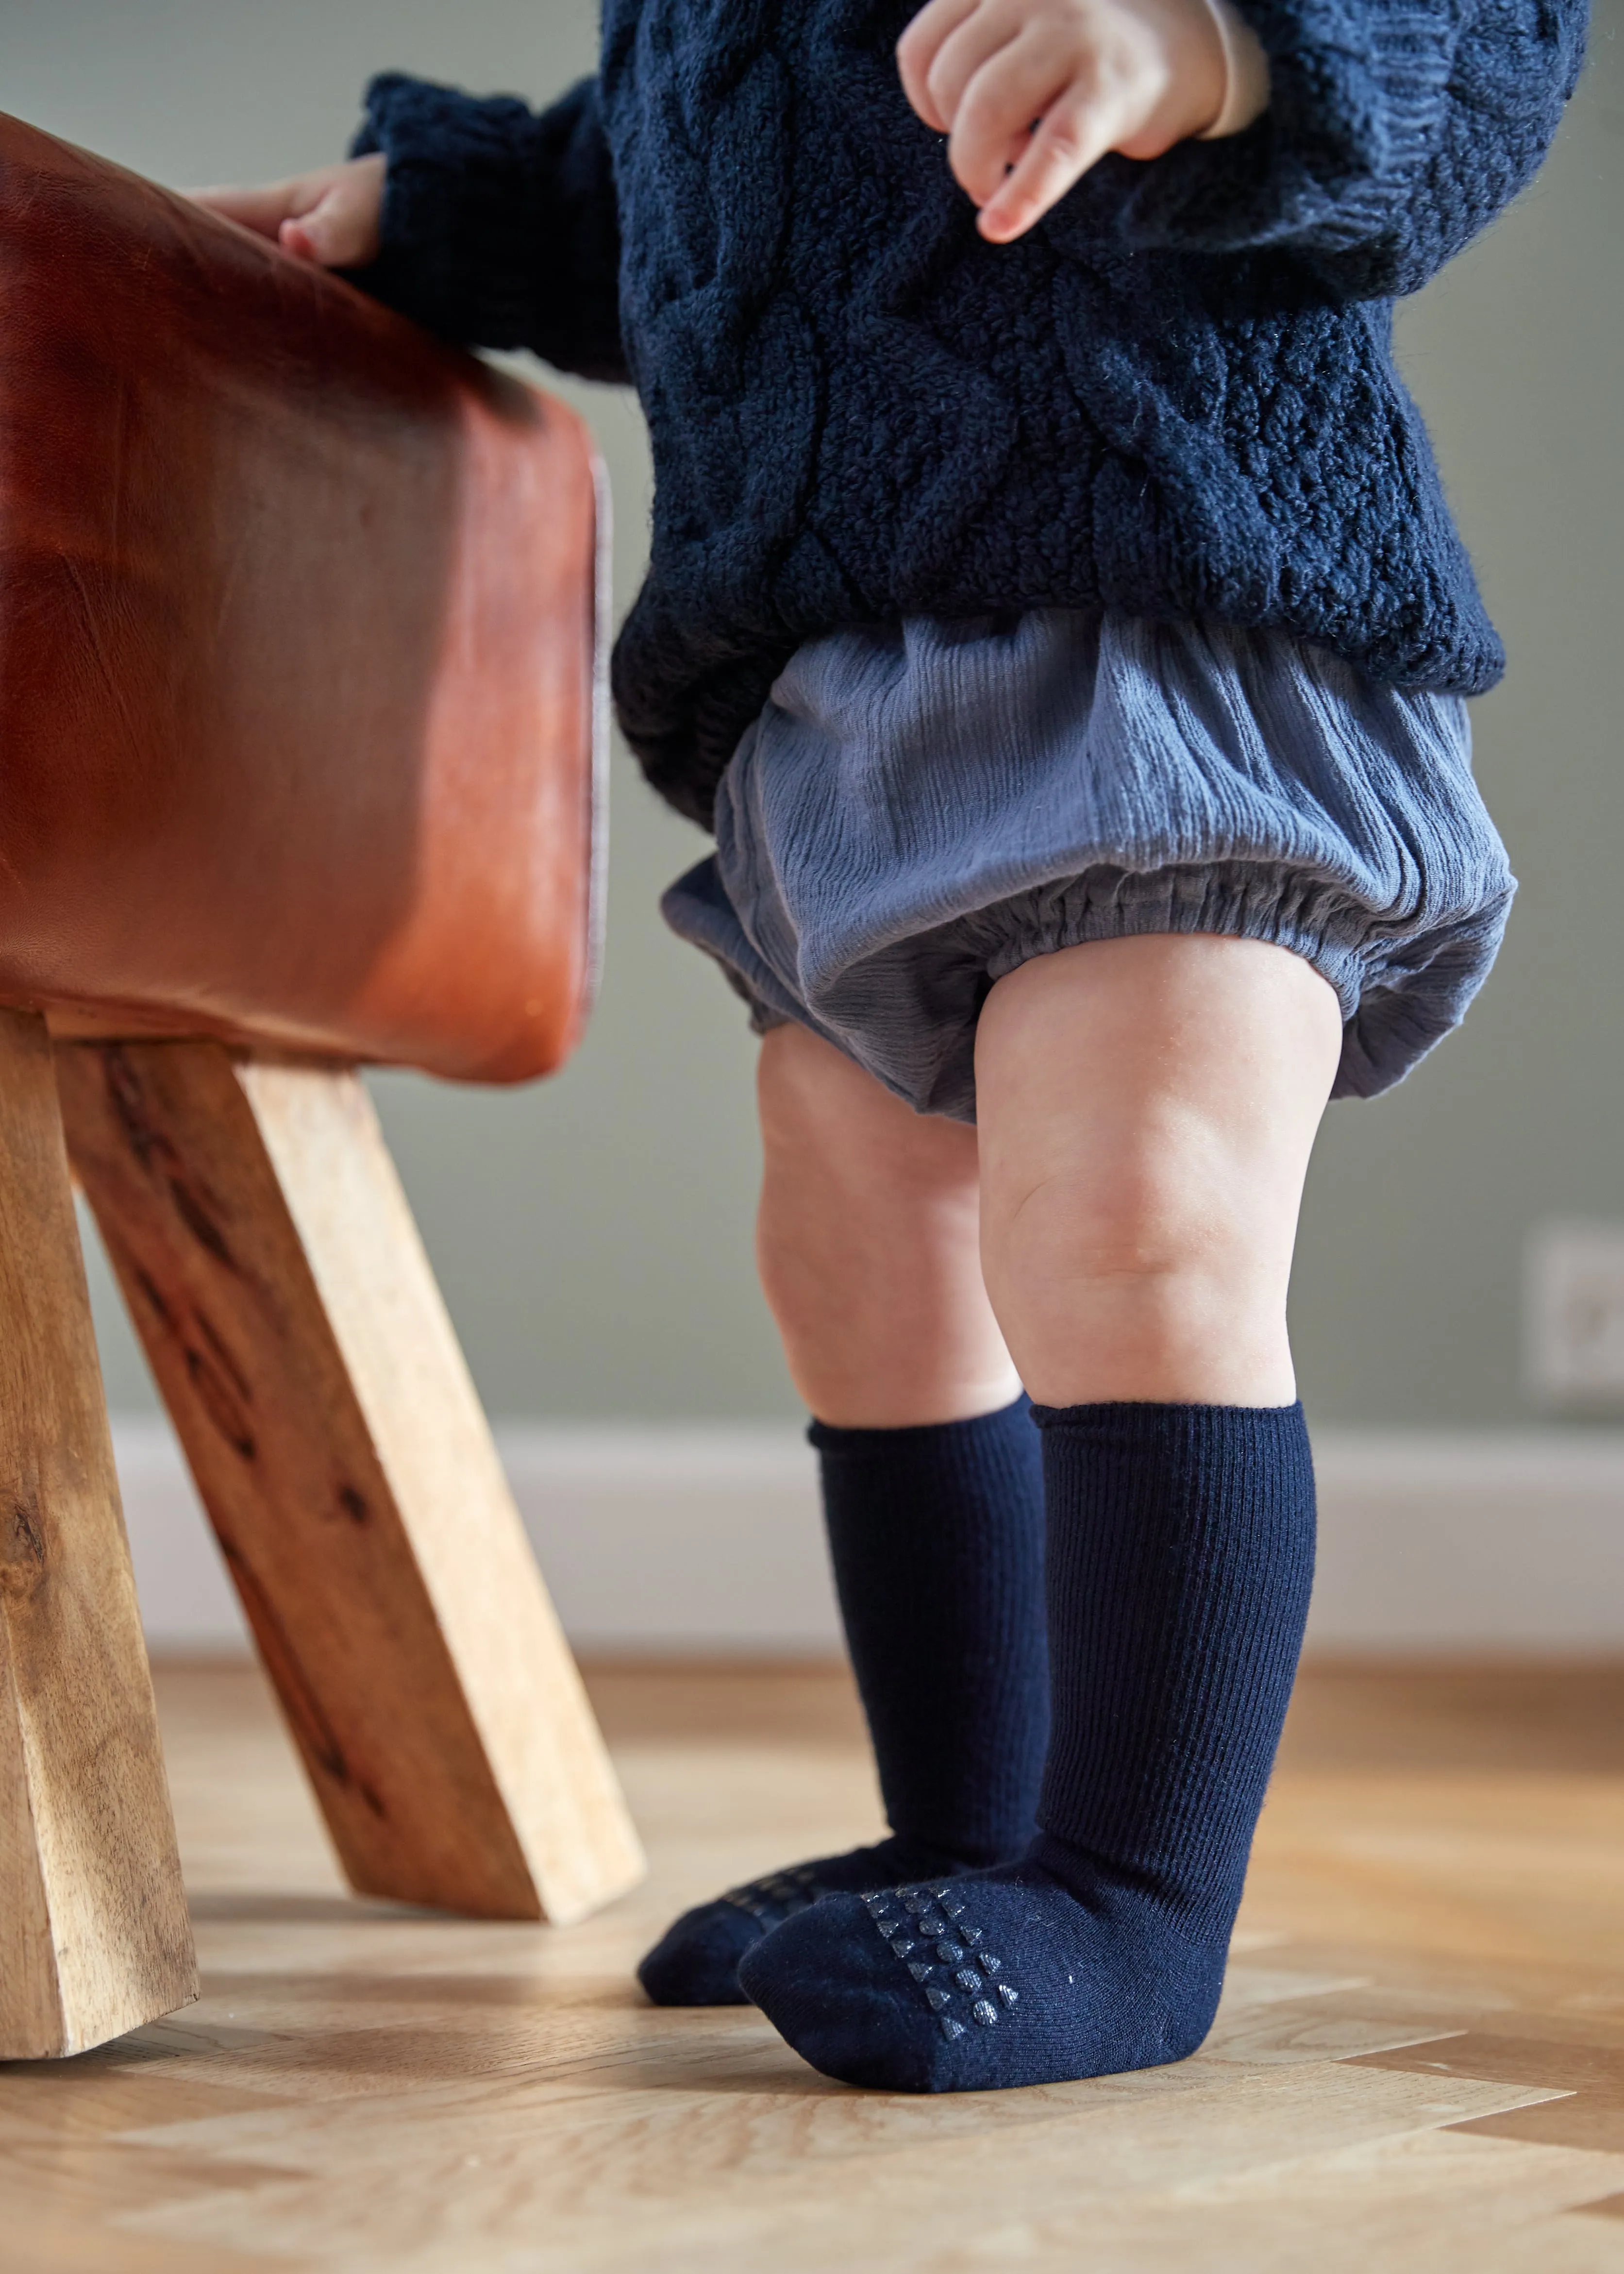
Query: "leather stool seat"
0 112 600 1083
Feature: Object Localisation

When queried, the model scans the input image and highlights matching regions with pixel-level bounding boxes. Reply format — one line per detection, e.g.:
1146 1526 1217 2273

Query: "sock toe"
738 1868 1226 2093
637 1900 762 2006
738 1894 948 2091
636 1837 974 2009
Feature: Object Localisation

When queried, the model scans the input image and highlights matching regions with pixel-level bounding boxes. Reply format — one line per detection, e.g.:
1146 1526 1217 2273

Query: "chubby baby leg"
742 937 1343 2089
753 1022 1016 1426
638 1026 1049 2006
975 932 1341 1407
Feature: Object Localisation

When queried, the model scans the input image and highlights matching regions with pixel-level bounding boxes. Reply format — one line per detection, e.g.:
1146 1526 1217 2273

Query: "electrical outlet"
1524 1218 1624 1412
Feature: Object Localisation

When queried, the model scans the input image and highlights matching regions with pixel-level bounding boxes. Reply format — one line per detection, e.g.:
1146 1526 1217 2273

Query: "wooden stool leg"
0 1011 197 2058
56 1041 644 1925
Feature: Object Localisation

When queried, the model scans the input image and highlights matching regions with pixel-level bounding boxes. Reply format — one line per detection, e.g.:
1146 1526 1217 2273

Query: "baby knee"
980 1162 1295 1404
987 1162 1238 1294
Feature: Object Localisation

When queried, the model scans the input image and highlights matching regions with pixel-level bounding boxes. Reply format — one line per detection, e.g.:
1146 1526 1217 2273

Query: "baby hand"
896 0 1266 243
185 152 386 267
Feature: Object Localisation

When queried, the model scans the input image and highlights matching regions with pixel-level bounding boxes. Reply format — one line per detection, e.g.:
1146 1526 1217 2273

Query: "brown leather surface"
0 112 601 1084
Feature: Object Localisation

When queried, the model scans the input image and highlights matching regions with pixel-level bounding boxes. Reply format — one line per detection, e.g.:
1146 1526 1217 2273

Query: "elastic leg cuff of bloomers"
661 853 1514 1125
660 613 1516 1125
974 863 1515 1109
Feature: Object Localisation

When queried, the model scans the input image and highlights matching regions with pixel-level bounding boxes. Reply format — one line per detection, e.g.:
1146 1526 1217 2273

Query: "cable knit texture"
352 2 1587 827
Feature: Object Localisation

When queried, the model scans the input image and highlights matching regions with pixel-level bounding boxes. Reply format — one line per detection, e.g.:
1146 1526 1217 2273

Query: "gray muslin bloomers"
661 610 1514 1122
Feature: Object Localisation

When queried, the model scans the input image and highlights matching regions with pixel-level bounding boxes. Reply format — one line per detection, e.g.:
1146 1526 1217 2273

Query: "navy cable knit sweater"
351 1 1587 828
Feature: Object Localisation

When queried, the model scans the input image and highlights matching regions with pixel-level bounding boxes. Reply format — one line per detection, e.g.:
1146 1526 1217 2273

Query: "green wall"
14 0 1622 1426
1293 11 1624 1423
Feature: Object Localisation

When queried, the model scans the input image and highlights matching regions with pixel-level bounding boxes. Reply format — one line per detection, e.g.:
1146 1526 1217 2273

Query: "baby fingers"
278 156 385 268
897 0 1243 244
185 155 384 270
947 24 1100 211
185 180 306 237
897 0 988 131
973 76 1138 239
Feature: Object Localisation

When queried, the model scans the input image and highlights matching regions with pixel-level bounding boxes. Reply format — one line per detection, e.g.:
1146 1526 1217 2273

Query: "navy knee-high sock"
637 1398 1048 2004
816 1401 1051 1866
740 1402 1316 2090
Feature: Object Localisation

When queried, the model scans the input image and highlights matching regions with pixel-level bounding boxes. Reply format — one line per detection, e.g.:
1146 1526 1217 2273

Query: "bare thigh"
975 933 1344 1407
754 934 1340 1422
755 1023 1019 1427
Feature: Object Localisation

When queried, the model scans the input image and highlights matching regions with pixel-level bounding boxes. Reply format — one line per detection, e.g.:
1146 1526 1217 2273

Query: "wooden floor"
8 1656 1624 2272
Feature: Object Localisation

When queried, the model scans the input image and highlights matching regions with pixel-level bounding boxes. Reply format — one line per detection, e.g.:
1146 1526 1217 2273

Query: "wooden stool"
0 114 644 2059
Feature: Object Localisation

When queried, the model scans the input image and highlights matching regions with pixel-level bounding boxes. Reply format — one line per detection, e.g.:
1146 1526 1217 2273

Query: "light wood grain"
5 1655 1624 2267
0 1010 196 2059
57 1039 643 1926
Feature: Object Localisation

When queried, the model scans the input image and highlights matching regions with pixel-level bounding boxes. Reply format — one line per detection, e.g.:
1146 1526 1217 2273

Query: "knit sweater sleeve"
1056 0 1589 297
346 73 628 383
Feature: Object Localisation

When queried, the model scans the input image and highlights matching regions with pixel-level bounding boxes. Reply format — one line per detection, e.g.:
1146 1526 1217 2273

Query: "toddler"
199 0 1586 2093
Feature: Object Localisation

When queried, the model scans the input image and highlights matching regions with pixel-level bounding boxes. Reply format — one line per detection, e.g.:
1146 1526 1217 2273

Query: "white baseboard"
111 1418 1624 1658
1305 1432 1624 1651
